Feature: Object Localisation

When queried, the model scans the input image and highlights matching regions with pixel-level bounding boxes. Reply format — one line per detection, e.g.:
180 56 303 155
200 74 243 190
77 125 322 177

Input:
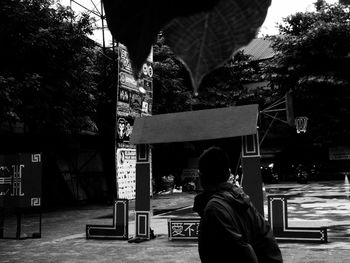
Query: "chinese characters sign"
168 218 200 240
0 153 42 208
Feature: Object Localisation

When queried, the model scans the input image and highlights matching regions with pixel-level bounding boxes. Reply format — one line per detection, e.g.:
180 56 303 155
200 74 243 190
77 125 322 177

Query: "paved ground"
0 180 350 262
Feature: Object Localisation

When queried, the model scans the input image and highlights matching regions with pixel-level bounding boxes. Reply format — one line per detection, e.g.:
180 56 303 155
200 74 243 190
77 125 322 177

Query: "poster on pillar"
116 148 136 200
116 43 153 199
116 116 134 144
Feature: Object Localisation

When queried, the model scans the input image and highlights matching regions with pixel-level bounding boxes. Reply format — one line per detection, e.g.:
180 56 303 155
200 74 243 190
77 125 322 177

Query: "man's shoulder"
206 188 252 214
204 193 233 214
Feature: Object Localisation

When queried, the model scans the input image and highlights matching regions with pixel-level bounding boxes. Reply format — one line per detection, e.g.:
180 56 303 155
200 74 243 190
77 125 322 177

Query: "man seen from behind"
193 146 283 262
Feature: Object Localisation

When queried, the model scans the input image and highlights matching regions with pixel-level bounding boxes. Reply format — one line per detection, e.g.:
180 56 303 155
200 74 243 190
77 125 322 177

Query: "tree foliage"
0 0 98 134
268 2 350 145
152 34 194 114
194 51 277 110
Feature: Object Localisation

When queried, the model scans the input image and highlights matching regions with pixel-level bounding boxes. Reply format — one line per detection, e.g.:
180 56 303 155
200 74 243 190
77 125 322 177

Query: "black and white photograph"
1 0 350 262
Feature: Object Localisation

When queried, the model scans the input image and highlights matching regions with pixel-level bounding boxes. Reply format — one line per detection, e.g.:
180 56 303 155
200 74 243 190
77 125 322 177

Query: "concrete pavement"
0 181 350 262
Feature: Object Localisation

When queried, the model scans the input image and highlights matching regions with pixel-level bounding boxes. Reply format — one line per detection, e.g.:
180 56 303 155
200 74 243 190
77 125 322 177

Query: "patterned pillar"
135 144 151 239
241 133 264 215
116 43 153 200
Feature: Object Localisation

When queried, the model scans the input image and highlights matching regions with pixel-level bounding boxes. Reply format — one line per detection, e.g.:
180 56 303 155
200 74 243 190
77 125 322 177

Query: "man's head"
198 146 230 189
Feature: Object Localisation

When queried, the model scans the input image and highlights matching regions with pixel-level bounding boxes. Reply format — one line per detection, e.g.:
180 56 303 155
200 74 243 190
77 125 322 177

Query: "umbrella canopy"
130 104 259 144
103 0 272 92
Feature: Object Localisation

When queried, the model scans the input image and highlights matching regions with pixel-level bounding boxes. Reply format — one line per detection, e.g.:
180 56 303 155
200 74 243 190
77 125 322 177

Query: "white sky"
60 0 339 45
59 0 113 45
260 0 338 35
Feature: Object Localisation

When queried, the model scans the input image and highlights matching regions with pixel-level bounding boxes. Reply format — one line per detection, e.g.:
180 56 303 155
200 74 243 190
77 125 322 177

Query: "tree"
340 0 350 5
152 34 194 114
0 0 120 204
0 0 98 135
194 50 277 110
267 2 350 146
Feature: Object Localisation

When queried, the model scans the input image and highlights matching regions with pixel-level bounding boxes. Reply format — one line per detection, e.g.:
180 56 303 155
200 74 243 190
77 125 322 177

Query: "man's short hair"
198 146 230 188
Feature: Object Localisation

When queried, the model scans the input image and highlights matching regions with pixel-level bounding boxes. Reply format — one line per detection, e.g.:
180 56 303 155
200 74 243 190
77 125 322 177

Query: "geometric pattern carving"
135 211 150 239
30 197 41 207
1 153 42 208
137 144 149 162
242 133 260 158
31 154 41 163
267 195 328 243
86 199 128 239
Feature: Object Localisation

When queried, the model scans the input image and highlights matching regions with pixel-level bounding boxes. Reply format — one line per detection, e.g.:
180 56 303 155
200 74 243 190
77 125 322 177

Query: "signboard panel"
168 218 200 240
0 153 42 208
329 147 350 160
118 43 133 74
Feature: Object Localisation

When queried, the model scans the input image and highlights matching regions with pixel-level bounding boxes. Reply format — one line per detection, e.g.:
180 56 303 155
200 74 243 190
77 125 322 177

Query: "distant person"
193 146 283 263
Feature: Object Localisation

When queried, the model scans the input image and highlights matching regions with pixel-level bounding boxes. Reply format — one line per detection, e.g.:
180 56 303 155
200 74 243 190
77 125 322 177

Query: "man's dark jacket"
193 182 283 263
